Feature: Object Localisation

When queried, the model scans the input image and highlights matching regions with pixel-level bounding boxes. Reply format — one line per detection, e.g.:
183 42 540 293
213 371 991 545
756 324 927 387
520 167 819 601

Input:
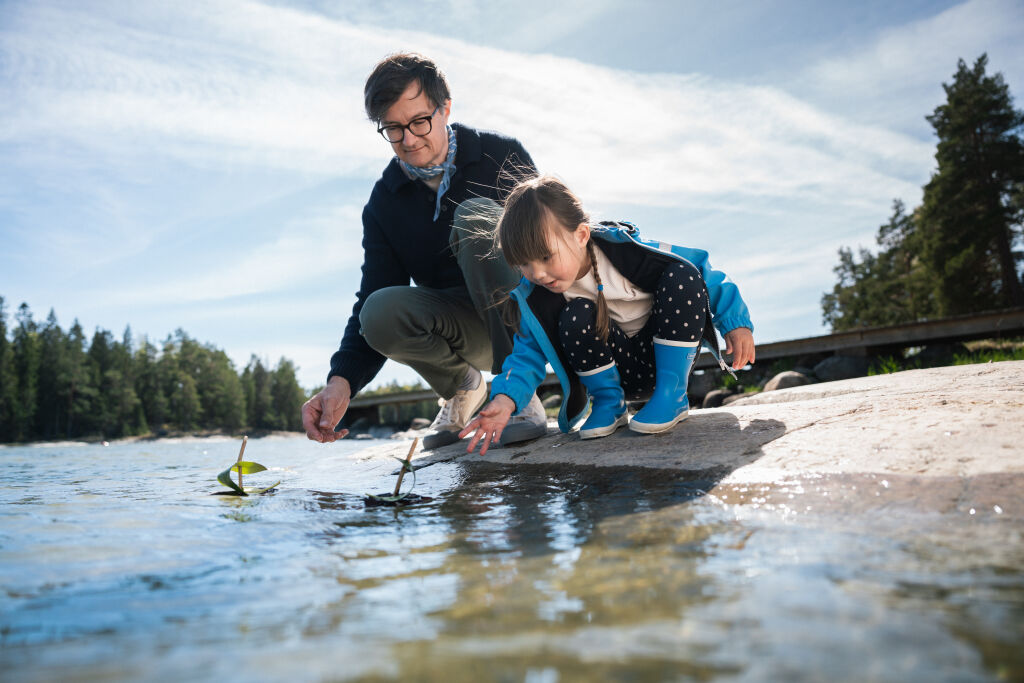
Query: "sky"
1 0 1022 391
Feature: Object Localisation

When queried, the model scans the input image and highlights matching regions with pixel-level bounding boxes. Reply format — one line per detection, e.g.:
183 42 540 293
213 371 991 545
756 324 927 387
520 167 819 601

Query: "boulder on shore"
687 371 717 403
409 417 431 430
702 389 734 409
541 394 562 409
763 370 814 392
813 355 869 382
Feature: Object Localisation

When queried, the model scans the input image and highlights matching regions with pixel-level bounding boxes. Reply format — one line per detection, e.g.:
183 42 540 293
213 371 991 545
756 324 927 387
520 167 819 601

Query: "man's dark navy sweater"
328 123 535 396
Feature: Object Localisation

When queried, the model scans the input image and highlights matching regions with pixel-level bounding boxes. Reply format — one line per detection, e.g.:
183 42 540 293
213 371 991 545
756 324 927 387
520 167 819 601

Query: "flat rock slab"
357 361 1024 518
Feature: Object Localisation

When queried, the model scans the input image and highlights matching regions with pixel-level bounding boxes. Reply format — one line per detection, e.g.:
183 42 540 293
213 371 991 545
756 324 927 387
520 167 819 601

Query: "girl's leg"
631 261 707 434
558 299 628 439
651 260 707 343
558 298 658 400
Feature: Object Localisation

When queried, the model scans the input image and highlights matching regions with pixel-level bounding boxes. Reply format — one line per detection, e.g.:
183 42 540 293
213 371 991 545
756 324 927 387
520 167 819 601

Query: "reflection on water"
1 437 1022 682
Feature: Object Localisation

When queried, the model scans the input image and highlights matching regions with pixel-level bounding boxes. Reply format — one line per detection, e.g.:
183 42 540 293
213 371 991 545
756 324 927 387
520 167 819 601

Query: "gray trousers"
358 198 519 399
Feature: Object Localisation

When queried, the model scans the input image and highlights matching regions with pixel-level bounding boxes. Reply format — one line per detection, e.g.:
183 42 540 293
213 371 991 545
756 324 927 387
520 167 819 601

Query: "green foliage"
868 356 908 376
822 202 938 331
0 297 18 442
362 379 428 395
954 343 1024 365
270 359 305 431
823 55 1024 330
239 355 305 432
12 304 39 441
919 55 1024 313
0 298 309 443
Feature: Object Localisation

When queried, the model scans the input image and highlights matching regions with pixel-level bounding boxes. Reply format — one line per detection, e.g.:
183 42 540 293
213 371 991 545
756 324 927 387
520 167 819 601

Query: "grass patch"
868 355 905 376
954 346 1024 365
955 338 1024 365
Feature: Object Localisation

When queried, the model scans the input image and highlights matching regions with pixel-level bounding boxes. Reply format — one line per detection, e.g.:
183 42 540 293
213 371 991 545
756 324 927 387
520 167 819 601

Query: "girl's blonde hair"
497 175 611 341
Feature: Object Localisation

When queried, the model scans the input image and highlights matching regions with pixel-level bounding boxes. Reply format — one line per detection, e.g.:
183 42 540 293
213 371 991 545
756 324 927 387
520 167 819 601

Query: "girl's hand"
459 395 516 456
724 327 756 370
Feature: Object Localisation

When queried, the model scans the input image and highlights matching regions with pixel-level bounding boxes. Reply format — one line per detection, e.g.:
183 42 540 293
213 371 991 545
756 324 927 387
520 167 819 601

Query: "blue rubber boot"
630 339 698 434
578 363 628 440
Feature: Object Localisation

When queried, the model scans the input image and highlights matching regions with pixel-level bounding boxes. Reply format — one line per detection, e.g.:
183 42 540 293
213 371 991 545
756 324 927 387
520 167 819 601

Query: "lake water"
1 435 1022 682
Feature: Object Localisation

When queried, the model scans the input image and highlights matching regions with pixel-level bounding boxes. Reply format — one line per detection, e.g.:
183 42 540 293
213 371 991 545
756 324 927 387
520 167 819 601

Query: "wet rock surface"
361 361 1024 519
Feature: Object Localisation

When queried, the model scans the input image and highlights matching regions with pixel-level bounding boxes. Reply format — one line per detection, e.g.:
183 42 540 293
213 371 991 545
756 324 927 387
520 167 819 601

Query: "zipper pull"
717 355 738 381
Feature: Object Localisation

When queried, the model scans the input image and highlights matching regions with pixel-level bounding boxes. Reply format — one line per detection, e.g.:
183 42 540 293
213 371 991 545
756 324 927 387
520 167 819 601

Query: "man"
302 53 547 449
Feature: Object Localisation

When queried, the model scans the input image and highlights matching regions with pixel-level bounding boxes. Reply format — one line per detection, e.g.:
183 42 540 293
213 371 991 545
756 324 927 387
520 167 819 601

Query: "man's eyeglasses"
377 105 441 143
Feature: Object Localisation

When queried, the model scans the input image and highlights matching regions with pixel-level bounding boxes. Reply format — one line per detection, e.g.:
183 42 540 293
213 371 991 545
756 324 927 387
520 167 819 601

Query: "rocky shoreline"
352 361 1024 519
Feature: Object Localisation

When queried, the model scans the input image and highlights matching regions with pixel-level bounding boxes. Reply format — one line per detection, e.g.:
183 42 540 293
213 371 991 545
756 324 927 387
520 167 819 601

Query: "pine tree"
0 297 19 441
242 355 275 429
87 329 116 437
918 54 1024 313
35 310 66 439
134 336 167 433
270 358 305 431
160 332 201 432
821 201 937 331
12 304 40 440
110 327 142 436
201 348 245 431
65 321 96 439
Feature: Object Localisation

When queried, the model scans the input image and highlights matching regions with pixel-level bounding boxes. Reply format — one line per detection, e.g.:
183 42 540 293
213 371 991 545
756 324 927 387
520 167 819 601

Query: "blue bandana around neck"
398 124 457 221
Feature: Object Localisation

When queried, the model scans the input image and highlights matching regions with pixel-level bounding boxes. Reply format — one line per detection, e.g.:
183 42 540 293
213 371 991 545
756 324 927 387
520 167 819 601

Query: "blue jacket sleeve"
489 328 547 415
674 246 753 335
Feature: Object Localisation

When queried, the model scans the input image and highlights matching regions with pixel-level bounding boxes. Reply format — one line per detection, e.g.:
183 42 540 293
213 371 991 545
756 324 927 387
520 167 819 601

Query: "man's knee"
451 197 518 297
359 287 413 353
451 197 502 250
453 197 501 231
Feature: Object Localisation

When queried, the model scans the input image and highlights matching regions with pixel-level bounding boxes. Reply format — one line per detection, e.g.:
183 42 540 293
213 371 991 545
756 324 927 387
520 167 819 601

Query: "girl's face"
517 219 591 294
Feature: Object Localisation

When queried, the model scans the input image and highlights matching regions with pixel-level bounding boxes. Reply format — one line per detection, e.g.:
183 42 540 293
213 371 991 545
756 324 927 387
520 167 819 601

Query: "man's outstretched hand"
302 376 351 442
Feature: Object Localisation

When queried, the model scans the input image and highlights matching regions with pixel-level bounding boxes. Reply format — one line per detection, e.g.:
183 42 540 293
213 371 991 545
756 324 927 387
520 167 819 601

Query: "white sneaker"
499 393 549 446
422 378 488 449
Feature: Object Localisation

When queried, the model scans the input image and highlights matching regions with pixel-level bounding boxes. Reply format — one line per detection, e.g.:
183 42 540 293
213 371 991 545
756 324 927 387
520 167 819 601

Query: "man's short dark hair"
364 53 451 122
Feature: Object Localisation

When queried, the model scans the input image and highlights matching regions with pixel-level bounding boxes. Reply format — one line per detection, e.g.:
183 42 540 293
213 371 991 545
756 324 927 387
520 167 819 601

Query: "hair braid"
587 240 610 343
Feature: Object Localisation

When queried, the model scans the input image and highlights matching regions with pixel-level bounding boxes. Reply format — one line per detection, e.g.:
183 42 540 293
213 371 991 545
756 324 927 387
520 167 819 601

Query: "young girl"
460 176 755 455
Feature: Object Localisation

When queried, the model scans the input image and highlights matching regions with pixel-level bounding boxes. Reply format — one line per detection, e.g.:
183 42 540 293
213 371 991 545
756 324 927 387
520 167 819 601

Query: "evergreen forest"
823 55 1024 330
0 297 308 443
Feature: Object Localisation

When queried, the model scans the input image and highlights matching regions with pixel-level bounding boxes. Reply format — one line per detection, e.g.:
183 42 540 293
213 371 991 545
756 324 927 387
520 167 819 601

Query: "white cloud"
0 2 381 176
2 0 933 209
98 200 365 306
798 0 1024 135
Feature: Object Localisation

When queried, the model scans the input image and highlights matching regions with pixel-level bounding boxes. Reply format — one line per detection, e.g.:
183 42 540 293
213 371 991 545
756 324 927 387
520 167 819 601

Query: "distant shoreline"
0 429 305 448
0 424 424 449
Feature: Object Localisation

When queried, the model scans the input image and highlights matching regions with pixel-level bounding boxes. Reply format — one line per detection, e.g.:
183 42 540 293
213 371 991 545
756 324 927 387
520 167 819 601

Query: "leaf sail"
232 461 267 475
364 456 418 503
217 466 245 495
216 461 274 496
